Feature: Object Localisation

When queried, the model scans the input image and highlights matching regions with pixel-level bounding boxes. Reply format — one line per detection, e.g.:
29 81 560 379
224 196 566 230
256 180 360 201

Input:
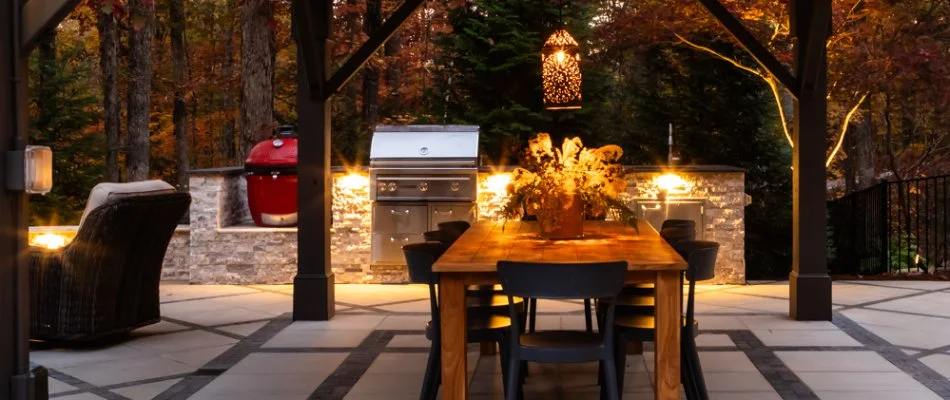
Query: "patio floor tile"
57 355 193 386
163 307 278 326
191 374 326 398
695 333 734 347
775 351 900 372
31 344 146 369
377 315 430 330
708 391 782 400
738 314 838 330
48 378 76 394
830 283 923 305
751 329 861 347
29 282 950 399
919 353 950 379
365 354 431 375
348 372 426 396
263 328 372 348
283 314 386 330
386 334 430 348
812 391 943 400
111 378 182 399
161 344 234 368
698 352 758 372
703 371 773 391
124 329 237 355
226 353 348 375
55 393 105 400
796 371 934 392
216 321 267 337
695 315 747 330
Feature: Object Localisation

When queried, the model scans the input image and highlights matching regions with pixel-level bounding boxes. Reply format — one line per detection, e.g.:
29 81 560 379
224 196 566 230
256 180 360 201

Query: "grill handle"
432 209 454 216
390 209 411 216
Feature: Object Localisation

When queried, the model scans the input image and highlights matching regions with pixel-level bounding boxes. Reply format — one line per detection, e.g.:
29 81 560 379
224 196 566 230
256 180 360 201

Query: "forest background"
28 0 950 278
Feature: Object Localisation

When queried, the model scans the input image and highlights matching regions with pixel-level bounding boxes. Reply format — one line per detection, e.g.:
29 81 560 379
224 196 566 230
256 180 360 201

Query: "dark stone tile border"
726 330 820 400
832 312 950 398
160 316 246 340
152 313 293 400
45 368 132 400
308 330 398 399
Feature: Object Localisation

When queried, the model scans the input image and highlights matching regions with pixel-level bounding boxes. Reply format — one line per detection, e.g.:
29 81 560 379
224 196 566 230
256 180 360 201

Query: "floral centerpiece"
501 133 638 239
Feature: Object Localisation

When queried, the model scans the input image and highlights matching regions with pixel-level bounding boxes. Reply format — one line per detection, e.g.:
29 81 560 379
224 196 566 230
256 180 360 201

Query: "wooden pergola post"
789 0 833 321
0 0 32 396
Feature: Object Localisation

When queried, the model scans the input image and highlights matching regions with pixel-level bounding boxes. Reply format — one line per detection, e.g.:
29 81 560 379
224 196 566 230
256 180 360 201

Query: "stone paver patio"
31 281 950 399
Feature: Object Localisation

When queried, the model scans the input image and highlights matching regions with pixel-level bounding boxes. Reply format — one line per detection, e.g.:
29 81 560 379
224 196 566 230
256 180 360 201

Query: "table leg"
440 273 468 400
654 270 681 400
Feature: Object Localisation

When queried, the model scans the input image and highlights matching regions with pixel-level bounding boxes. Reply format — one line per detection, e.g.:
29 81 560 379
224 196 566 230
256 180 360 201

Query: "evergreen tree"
627 43 793 278
29 33 104 225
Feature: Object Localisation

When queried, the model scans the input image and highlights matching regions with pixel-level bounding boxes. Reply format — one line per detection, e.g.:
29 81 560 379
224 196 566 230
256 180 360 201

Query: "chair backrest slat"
497 261 628 300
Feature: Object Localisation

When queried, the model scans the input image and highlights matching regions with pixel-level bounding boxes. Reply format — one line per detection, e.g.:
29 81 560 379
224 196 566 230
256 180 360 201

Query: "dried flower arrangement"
501 133 638 238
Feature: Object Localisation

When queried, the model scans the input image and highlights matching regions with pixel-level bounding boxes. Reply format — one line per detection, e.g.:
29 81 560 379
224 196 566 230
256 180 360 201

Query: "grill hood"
370 125 479 162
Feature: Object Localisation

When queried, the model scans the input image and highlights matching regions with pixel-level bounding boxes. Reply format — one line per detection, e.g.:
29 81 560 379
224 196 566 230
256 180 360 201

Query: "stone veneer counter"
35 165 747 284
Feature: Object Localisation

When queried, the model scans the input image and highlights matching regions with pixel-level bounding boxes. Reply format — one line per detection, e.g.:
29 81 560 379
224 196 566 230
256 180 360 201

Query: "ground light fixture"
542 28 582 110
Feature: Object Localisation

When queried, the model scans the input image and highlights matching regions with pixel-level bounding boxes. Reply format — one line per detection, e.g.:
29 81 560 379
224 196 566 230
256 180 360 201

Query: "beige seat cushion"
78 180 176 228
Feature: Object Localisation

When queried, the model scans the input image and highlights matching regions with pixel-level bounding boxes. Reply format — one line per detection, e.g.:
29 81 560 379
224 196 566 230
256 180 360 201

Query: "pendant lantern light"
542 28 582 110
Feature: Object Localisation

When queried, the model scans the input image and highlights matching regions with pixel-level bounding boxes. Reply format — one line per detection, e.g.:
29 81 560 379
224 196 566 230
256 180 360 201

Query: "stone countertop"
191 165 745 175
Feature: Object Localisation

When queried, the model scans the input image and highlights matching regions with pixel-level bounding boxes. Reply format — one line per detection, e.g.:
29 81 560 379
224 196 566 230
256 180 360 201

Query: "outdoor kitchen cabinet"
368 125 480 265
632 198 706 240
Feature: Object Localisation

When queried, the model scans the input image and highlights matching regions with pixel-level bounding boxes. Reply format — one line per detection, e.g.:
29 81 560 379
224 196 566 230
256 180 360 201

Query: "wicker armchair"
30 191 191 341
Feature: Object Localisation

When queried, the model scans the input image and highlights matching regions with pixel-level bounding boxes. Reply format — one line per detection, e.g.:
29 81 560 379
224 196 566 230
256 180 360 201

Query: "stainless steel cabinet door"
428 203 476 231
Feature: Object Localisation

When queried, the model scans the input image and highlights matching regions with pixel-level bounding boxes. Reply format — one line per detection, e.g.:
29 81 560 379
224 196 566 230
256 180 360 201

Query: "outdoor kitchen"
25 126 747 285
63 125 737 285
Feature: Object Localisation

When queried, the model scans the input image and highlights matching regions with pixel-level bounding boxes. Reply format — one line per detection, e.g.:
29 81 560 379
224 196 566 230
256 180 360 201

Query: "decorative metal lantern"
542 29 582 110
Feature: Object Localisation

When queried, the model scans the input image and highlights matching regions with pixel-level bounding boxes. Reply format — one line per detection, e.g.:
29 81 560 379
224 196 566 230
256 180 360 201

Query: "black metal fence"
828 175 950 275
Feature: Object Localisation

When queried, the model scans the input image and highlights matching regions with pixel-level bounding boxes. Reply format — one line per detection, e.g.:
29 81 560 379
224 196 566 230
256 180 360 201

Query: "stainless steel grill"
369 125 479 264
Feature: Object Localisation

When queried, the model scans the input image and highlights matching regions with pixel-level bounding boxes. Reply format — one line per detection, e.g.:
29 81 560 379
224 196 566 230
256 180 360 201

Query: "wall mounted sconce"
6 146 53 194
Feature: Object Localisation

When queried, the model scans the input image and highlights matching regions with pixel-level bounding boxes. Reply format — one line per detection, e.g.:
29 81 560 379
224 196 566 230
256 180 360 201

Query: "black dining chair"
403 242 519 400
522 209 607 335
498 261 628 400
436 220 471 244
608 240 718 400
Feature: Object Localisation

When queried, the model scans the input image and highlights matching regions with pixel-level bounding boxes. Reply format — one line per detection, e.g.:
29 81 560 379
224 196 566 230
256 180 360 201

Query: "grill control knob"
378 182 387 192
450 182 461 192
417 182 429 192
387 182 398 192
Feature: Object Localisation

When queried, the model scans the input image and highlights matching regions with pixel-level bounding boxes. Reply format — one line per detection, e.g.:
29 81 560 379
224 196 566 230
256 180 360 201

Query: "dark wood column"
292 0 335 321
1 0 34 397
789 0 833 320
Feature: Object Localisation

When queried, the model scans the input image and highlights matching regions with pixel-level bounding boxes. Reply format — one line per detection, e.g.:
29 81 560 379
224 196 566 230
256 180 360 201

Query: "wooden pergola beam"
20 0 82 53
291 0 329 100
323 0 424 100
796 0 832 95
696 0 801 98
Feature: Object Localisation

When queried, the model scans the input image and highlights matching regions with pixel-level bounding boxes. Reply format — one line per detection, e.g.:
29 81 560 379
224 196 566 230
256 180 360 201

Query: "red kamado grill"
245 126 298 227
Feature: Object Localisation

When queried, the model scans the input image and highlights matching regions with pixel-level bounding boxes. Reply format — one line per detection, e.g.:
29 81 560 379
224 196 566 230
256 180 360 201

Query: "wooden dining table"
432 219 687 400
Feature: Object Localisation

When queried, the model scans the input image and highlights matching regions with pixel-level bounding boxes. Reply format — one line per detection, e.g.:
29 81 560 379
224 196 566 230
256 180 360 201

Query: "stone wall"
33 166 745 284
624 167 747 284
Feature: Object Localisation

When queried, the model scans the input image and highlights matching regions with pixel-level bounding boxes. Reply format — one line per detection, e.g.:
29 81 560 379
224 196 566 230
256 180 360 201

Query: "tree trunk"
852 112 876 190
97 7 120 182
362 0 382 126
384 30 402 101
222 0 237 163
240 0 274 156
171 0 189 190
126 0 155 182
